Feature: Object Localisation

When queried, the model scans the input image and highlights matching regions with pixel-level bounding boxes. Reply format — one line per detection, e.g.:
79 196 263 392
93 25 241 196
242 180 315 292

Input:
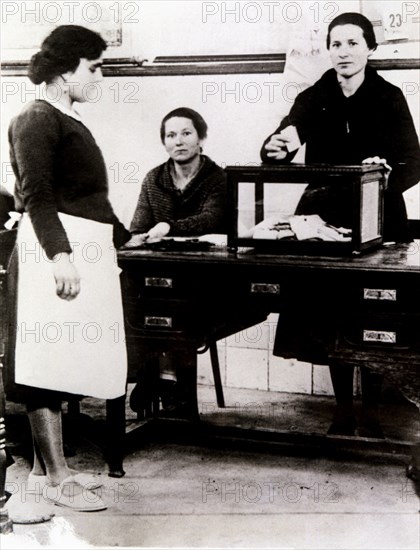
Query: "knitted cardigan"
130 155 227 235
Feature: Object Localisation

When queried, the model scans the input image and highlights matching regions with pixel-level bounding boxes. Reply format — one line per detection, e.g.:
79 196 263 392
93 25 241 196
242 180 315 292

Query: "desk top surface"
118 241 420 274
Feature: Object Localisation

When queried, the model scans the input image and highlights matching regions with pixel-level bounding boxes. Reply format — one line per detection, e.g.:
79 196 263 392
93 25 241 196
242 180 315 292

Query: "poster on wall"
1 1 124 59
361 0 420 44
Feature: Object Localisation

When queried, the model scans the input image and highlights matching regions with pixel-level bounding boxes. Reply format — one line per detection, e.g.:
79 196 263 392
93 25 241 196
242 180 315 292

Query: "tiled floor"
2 384 419 549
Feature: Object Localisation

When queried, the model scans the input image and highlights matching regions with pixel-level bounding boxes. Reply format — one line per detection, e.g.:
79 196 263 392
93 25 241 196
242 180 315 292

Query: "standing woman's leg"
25 397 107 511
26 398 71 485
359 368 384 438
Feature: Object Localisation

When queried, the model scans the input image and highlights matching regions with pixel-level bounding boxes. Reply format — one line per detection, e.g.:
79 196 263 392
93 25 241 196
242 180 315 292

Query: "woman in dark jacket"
261 16 420 242
261 12 420 467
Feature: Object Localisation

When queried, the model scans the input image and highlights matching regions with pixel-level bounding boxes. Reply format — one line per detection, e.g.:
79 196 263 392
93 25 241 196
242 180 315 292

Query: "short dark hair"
28 25 107 85
160 107 208 143
326 12 377 50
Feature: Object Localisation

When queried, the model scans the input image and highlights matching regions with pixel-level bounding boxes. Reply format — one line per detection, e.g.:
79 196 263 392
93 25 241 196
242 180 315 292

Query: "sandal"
6 493 55 524
43 476 107 512
27 471 103 495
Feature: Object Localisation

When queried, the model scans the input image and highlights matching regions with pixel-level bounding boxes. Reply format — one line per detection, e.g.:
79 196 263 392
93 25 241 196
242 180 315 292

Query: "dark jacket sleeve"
170 173 227 235
112 219 131 248
9 106 72 259
129 173 156 234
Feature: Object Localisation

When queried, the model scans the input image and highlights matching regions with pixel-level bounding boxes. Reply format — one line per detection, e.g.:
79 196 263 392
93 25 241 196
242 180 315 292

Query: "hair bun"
28 50 49 84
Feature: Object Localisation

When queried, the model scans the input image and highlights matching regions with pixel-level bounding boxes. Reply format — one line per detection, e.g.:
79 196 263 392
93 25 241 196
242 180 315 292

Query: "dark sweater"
130 155 227 235
8 100 130 259
261 67 420 241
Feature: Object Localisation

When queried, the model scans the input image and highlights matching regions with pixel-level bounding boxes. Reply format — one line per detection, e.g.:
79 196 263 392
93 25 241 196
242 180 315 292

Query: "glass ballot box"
226 164 387 255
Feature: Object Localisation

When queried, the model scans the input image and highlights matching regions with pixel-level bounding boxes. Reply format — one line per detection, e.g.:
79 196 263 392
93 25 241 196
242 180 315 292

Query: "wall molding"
2 54 419 77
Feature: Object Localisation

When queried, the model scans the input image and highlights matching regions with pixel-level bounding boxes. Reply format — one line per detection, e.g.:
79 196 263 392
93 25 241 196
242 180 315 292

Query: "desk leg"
105 394 126 478
0 357 13 534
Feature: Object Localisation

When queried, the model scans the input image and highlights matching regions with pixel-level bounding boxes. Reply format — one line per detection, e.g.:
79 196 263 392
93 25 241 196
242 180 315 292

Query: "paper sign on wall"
381 1 410 41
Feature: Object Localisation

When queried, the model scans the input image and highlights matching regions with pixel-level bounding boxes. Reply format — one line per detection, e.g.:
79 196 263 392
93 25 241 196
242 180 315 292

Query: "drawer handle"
145 277 173 288
363 330 396 344
363 288 397 301
145 316 172 328
251 283 280 294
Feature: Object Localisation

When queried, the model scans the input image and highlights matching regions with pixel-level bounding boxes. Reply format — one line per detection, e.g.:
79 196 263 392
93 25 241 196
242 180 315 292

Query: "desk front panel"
118 246 420 371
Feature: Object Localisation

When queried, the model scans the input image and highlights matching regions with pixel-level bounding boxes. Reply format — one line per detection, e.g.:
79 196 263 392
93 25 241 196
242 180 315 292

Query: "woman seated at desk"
126 107 227 245
125 107 227 416
261 13 420 438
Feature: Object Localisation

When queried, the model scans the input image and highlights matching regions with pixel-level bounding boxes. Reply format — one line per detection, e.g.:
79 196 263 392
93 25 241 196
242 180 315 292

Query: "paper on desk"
154 234 227 246
197 234 228 246
281 125 301 153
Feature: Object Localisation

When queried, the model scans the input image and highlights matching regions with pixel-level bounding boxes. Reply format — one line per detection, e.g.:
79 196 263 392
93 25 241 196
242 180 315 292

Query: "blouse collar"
42 99 83 122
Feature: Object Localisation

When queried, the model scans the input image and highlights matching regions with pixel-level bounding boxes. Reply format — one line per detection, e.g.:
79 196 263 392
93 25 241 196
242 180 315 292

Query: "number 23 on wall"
381 1 410 41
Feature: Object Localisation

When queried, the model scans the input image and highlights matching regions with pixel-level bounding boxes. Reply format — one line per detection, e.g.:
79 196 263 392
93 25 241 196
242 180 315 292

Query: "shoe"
43 476 107 512
129 382 146 414
406 462 420 482
358 407 385 439
327 413 357 436
406 462 420 500
27 471 103 495
357 420 385 439
160 379 178 409
159 400 200 421
6 493 55 524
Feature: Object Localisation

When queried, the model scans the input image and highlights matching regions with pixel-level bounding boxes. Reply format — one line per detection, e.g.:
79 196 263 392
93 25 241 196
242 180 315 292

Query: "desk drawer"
128 271 190 299
232 270 282 308
345 276 420 313
124 298 199 334
337 315 420 351
122 266 235 302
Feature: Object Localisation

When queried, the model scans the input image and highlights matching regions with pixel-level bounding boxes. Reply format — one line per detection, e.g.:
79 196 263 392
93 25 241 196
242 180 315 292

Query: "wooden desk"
110 242 420 476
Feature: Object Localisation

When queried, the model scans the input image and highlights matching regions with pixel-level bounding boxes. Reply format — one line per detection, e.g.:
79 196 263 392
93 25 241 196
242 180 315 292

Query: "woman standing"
6 25 130 513
261 13 420 446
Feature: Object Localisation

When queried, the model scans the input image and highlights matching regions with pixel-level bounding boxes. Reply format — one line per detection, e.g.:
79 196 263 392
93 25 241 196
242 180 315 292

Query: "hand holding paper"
265 125 301 159
280 125 301 153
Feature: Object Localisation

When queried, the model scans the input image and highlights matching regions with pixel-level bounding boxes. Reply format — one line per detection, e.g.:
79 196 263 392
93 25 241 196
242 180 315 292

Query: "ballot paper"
252 216 295 240
289 214 323 240
289 214 352 242
281 125 301 153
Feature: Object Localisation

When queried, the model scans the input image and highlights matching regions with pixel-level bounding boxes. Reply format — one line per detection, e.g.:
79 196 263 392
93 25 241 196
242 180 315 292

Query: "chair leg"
209 341 225 408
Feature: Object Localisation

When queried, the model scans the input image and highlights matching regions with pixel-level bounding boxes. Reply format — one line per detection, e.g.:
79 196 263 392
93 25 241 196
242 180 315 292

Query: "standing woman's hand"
362 156 390 170
51 253 81 300
264 134 289 160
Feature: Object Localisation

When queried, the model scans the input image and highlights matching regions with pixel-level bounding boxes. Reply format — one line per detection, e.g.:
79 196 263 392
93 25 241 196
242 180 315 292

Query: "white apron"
15 213 127 399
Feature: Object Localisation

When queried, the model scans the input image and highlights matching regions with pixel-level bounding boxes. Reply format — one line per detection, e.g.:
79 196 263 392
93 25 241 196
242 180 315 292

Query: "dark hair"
28 25 107 85
326 12 377 50
160 107 208 143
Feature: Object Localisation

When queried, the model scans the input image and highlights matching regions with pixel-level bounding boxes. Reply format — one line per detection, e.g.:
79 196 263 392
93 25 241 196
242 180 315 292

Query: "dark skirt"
273 284 420 410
